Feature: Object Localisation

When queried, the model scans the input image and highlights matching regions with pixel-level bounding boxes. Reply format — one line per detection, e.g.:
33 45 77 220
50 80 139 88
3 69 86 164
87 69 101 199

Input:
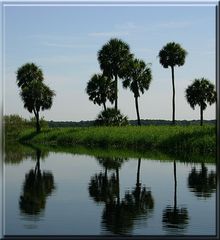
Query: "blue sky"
4 4 216 121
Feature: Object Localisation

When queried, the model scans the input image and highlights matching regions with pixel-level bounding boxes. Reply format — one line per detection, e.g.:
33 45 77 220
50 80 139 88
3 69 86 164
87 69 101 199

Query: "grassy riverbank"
18 125 216 155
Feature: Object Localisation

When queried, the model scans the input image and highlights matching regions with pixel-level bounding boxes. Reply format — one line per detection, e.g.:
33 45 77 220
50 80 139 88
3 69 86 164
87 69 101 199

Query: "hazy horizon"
4 4 216 121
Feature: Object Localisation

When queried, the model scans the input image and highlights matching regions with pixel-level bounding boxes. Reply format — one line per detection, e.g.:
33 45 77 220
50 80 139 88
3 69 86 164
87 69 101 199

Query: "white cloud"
154 21 191 29
42 42 96 49
115 22 144 31
88 31 129 37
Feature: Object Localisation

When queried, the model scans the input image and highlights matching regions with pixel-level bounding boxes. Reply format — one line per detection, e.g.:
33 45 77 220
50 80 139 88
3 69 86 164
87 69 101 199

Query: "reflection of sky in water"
5 152 216 235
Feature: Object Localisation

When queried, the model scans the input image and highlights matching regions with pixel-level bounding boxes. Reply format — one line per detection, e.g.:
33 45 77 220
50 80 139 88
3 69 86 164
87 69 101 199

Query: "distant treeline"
48 119 216 128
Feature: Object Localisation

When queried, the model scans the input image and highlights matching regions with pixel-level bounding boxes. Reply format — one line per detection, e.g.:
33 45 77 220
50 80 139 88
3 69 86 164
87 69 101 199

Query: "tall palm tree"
122 58 152 126
102 157 154 235
158 42 187 125
98 38 132 110
185 78 216 126
162 160 189 232
86 73 115 111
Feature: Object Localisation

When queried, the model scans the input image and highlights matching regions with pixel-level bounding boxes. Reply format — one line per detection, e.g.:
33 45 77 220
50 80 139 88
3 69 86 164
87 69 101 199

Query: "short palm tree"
16 63 55 133
98 38 132 110
122 58 152 126
86 73 115 111
185 78 216 126
95 108 128 126
20 80 55 132
158 42 187 125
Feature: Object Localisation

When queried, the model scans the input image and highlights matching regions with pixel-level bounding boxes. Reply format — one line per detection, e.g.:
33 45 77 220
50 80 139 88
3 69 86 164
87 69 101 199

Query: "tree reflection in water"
162 160 189 233
19 148 55 216
188 162 216 198
89 157 154 235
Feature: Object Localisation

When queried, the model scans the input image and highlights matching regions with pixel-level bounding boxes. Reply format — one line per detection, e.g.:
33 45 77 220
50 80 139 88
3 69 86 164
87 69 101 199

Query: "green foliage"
18 125 216 155
20 80 55 114
86 73 115 109
122 58 152 98
4 115 48 141
158 42 187 68
4 115 28 139
16 62 43 89
122 58 152 125
185 78 216 110
95 108 129 126
98 38 133 110
98 38 132 79
16 63 55 132
158 42 187 125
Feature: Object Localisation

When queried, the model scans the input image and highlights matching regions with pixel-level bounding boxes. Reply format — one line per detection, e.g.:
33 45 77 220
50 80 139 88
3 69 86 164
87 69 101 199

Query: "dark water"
4 145 216 236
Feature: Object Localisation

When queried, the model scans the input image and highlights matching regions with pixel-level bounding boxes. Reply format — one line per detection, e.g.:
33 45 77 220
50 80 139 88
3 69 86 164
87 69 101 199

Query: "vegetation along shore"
18 125 215 156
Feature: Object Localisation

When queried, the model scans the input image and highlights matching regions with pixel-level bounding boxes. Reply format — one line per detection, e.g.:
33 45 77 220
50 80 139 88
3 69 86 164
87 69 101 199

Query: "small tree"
158 42 187 125
185 78 216 126
16 63 55 133
95 108 128 126
122 58 152 126
86 73 115 111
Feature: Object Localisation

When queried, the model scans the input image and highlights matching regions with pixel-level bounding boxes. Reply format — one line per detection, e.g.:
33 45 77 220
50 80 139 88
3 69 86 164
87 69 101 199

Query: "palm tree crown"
16 63 44 89
98 38 132 78
122 58 152 98
185 78 216 110
158 42 187 68
86 73 115 111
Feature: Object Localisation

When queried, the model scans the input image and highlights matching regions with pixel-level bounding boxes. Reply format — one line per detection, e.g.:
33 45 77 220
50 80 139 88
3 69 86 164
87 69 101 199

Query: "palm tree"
162 160 189 232
101 157 154 235
86 73 115 111
98 38 132 110
20 80 55 132
16 63 55 132
158 42 187 125
122 58 152 126
185 78 216 126
188 163 216 198
19 149 55 216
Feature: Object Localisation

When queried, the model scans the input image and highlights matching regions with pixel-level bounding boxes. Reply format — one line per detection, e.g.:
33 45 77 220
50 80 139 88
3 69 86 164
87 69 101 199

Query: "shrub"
94 108 128 126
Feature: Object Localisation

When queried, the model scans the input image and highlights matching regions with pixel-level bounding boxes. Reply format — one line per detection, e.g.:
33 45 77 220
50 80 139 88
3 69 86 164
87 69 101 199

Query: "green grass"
18 125 216 155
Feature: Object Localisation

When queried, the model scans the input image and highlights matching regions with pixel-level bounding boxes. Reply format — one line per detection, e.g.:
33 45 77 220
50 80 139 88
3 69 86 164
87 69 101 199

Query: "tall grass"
18 125 216 155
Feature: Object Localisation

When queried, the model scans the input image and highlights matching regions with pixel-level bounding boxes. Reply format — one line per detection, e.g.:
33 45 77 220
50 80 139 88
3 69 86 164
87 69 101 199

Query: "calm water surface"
5 146 216 236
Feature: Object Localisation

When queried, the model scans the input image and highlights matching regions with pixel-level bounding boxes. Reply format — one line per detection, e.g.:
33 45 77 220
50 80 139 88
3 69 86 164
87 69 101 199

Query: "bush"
95 108 128 126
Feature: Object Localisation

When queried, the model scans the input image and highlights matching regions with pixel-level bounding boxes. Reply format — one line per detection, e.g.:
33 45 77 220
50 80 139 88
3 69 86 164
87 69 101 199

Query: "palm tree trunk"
34 109 41 133
136 158 141 188
35 150 41 176
200 105 203 126
174 160 177 210
171 66 175 125
114 75 118 110
36 111 40 133
103 102 107 111
135 96 141 126
116 168 120 204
